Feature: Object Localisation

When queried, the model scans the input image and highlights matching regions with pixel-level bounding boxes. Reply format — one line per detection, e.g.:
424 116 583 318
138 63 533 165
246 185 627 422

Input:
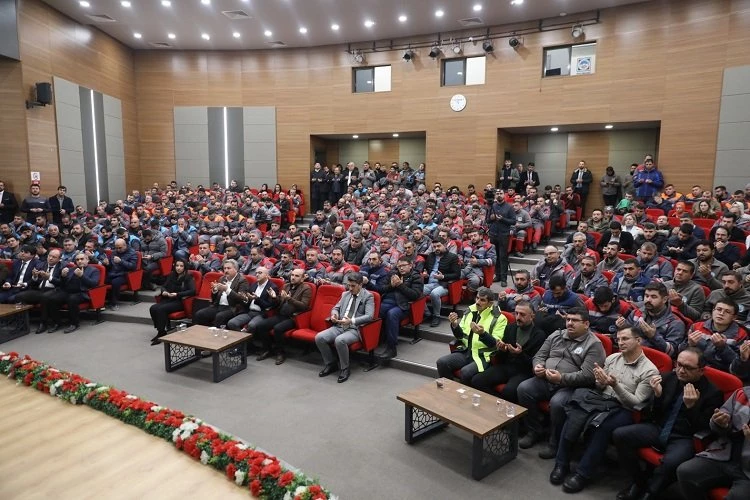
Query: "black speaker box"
36 82 52 105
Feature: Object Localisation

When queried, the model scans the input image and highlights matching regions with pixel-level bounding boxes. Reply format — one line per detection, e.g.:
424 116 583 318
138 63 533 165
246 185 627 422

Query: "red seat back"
309 284 344 331
601 270 614 283
198 271 223 299
244 274 257 287
642 346 672 372
595 333 614 355
703 367 743 400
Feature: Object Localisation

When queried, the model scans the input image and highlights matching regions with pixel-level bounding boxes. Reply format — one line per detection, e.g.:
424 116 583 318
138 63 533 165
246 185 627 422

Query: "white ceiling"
43 0 651 51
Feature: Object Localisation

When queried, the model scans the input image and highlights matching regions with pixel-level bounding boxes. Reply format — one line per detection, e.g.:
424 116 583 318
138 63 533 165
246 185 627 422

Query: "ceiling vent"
458 17 484 27
149 42 173 48
85 13 117 23
265 41 287 48
222 10 252 20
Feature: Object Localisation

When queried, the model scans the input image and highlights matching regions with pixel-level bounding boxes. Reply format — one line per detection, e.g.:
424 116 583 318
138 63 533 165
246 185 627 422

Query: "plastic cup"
435 378 445 389
472 394 481 407
505 402 515 418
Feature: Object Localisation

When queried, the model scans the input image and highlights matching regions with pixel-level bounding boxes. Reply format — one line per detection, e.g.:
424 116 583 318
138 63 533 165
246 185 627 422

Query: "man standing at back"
486 188 515 287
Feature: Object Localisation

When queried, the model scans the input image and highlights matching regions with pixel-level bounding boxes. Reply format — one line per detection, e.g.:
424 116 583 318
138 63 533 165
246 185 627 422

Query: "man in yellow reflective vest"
436 287 508 383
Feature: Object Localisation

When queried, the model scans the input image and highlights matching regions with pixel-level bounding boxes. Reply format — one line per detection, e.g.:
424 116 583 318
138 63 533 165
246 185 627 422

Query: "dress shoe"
63 325 78 334
35 323 47 334
47 323 60 333
562 473 588 493
377 346 397 360
538 444 558 460
337 368 350 383
150 339 161 346
274 352 286 365
374 345 388 357
549 464 569 485
318 364 337 377
518 432 540 449
616 483 645 500
430 317 441 328
256 350 272 361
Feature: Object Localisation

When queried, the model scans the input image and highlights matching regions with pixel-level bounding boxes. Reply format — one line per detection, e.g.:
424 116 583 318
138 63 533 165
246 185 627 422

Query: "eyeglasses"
675 362 700 372
565 317 585 323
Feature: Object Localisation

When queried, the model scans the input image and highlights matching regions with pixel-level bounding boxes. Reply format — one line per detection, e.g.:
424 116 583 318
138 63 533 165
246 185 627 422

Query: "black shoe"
550 464 569 485
63 325 78 334
318 364 337 377
35 323 47 334
150 339 161 346
377 346 397 360
562 473 588 493
374 345 388 357
275 352 286 365
519 432 539 449
513 252 526 258
430 317 440 327
500 281 508 287
47 323 60 333
617 483 645 500
337 368 350 383
538 444 558 460
256 350 272 361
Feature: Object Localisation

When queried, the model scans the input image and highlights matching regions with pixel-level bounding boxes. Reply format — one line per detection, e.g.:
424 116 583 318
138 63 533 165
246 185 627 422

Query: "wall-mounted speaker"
36 82 52 105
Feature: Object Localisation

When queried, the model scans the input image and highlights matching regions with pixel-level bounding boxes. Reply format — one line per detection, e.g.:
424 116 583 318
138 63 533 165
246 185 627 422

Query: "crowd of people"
1 156 750 497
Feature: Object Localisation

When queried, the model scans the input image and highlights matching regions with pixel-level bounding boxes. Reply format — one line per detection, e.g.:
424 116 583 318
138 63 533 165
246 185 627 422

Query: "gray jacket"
533 330 606 388
142 233 168 262
663 279 706 321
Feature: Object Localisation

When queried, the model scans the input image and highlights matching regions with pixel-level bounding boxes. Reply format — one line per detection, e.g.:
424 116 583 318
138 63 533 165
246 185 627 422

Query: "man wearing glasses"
375 258 424 361
679 298 748 372
516 307 606 458
45 252 101 333
531 245 575 289
613 348 722 500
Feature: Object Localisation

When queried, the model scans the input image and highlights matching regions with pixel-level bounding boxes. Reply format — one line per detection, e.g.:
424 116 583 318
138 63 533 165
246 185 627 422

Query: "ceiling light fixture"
398 15 407 23
121 1 131 7
473 4 482 12
482 40 494 53
392 133 399 138
133 32 142 39
264 30 272 37
331 24 340 31
201 33 210 40
605 124 614 129
511 0 524 5
167 33 176 39
402 49 415 62
233 32 241 38
571 24 584 38
299 27 308 34
352 135 359 139
201 0 211 5
452 42 462 55
364 20 375 28
79 1 90 7
550 127 559 132
509 37 521 48
161 0 171 6
435 9 444 18
428 45 441 58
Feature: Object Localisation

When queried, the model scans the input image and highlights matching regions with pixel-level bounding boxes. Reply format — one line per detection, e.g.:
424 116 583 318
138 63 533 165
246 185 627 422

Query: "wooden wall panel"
567 132 611 212
0 59 30 193
368 139 399 166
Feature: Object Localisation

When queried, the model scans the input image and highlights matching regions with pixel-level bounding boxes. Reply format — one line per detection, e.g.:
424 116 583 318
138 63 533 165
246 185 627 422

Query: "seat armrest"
410 296 427 325
359 318 383 351
693 429 712 452
89 286 108 309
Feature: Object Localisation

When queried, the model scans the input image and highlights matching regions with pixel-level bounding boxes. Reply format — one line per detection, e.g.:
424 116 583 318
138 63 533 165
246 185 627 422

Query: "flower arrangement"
0 351 332 500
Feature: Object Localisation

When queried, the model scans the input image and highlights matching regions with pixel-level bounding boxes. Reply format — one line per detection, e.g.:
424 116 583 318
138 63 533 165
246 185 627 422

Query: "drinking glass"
472 394 481 407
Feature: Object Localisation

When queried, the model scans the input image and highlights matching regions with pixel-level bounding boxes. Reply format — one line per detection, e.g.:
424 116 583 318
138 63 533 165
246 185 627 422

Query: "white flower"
151 405 162 412
1 355 10 361
86 382 97 387
54 380 64 387
235 443 248 450
234 470 246 485
125 394 137 400
172 429 180 442
200 450 209 465
329 495 339 500
49 385 57 396
262 458 272 466
96 386 109 392
49 368 59 373
294 486 307 496
21 359 29 365
283 492 292 500
69 396 77 404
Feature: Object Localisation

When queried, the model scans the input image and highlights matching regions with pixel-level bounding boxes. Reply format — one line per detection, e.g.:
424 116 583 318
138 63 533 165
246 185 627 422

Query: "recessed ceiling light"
79 1 90 7
364 20 375 28
167 33 176 39
201 0 210 5
605 124 614 129
161 0 171 6
473 4 482 12
331 24 339 31
511 0 524 5
550 127 559 132
233 32 241 38
133 32 142 39
352 135 359 139
559 12 567 16
435 9 444 18
121 1 131 7
398 15 407 23
299 27 308 34
201 33 210 40
392 133 399 138
264 30 272 37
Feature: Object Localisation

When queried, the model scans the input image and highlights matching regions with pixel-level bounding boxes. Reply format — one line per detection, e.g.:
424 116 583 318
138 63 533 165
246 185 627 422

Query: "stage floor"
0 381 249 500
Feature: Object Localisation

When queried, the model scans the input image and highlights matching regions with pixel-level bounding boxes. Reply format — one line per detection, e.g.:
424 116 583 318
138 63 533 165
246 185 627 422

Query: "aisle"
0 381 248 500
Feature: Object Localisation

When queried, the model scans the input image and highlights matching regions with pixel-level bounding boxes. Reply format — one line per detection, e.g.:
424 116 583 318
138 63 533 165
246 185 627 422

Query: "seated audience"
497 269 542 312
193 259 250 328
375 257 423 361
664 260 707 322
531 245 575 289
680 298 748 372
422 238 460 327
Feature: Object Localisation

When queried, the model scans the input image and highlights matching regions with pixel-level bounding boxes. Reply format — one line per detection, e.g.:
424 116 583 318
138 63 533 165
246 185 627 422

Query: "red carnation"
226 463 237 481
308 485 322 494
249 479 262 497
278 471 294 487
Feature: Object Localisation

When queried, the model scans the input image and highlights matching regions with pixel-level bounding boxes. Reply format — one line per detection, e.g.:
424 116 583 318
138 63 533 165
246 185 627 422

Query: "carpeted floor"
1 318 630 499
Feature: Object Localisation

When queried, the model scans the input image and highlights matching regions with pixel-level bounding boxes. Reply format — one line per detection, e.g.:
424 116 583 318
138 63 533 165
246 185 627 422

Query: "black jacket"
597 230 635 255
48 195 76 224
493 322 546 374
382 269 424 310
160 271 196 301
423 251 461 285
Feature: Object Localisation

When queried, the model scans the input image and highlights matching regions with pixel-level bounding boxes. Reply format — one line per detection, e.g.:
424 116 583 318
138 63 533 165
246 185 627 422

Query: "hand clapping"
711 408 731 428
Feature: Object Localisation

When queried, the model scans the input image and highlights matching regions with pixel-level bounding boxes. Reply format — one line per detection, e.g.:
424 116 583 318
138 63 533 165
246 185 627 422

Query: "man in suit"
375 257 424 361
226 265 277 332
46 252 101 333
15 248 64 333
597 221 636 255
101 238 138 310
315 272 374 383
194 259 251 328
47 185 75 225
0 180 18 224
521 162 541 193
0 245 39 303
570 161 594 216
613 348 723 500
422 238 461 327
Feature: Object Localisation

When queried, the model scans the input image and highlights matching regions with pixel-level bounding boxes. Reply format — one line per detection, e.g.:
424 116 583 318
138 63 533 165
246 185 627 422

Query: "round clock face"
450 94 467 112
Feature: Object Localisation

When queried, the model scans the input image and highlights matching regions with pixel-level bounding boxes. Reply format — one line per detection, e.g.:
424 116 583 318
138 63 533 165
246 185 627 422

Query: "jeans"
380 299 406 348
423 282 447 317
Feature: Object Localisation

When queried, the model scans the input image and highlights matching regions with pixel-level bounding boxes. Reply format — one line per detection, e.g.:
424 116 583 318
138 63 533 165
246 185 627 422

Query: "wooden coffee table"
0 304 33 344
159 326 252 382
397 378 527 480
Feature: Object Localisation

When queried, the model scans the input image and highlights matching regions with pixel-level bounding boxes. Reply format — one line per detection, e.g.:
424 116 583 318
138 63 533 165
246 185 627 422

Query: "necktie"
346 294 358 319
528 172 532 183
16 261 29 286
658 388 684 448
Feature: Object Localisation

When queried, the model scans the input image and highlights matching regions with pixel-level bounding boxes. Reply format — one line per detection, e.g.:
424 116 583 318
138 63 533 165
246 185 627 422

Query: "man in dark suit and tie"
315 272 375 383
46 252 101 333
226 265 277 332
101 238 138 310
0 180 18 224
15 248 64 333
47 185 75 225
522 162 541 193
0 245 39 303
193 259 250 328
